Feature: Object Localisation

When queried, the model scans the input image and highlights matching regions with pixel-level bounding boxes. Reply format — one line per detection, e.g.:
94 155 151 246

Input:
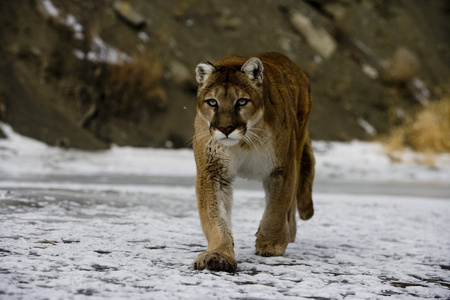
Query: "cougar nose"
218 126 235 136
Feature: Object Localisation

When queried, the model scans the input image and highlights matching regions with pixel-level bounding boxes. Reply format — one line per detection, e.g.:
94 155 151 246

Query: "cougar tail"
297 136 315 220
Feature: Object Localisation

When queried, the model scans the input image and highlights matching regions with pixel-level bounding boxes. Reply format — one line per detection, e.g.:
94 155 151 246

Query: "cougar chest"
231 140 277 181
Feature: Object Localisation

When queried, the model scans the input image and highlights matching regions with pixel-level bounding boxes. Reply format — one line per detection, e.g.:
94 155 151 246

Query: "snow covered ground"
0 122 449 299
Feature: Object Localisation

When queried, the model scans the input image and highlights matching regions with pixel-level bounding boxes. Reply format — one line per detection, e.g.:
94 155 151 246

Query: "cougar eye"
236 98 250 107
205 99 218 107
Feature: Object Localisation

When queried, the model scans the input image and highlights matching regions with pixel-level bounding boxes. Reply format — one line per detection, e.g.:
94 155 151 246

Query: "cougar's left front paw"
193 251 237 273
255 241 287 257
255 229 288 257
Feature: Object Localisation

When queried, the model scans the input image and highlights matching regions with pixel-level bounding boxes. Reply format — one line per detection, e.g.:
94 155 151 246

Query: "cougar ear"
195 61 217 84
241 57 263 84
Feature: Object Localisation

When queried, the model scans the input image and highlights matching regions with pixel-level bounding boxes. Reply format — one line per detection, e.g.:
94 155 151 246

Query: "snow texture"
0 123 449 299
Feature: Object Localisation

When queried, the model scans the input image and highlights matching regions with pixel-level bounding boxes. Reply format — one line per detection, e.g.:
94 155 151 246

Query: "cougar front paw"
255 229 288 257
193 251 237 273
255 241 287 257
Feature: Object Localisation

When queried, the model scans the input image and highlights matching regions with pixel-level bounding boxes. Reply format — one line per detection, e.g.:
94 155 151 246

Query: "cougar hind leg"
297 137 315 220
287 200 297 242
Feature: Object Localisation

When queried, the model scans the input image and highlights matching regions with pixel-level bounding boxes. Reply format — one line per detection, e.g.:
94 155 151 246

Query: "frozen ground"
0 123 449 299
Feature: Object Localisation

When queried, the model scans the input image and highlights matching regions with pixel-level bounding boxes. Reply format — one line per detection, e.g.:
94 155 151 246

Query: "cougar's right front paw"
193 251 237 273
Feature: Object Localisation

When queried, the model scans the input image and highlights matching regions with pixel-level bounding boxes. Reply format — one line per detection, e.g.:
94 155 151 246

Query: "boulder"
290 10 337 59
382 47 420 83
113 1 146 29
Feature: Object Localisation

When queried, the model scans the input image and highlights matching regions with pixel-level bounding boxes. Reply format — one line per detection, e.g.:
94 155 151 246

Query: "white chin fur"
213 129 242 146
217 138 240 146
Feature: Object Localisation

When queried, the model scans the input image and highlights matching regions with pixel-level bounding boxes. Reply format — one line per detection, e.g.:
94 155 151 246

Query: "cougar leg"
193 173 237 273
256 165 297 257
287 200 297 243
297 136 315 220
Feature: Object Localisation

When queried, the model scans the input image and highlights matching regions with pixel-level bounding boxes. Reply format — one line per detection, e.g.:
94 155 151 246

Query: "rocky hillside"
0 0 449 149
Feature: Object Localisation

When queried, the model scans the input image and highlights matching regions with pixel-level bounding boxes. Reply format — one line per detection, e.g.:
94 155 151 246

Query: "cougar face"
195 59 265 147
199 85 263 146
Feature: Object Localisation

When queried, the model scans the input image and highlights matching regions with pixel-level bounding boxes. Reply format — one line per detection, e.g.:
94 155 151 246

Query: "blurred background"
0 0 449 153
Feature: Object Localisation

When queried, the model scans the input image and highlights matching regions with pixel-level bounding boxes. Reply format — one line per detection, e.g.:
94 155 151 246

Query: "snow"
40 0 84 40
0 123 195 177
357 117 377 136
0 122 449 299
41 0 59 18
1 123 449 183
138 31 150 43
40 0 132 64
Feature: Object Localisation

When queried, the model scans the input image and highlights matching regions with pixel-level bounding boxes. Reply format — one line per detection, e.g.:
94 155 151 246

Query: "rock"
172 0 194 20
382 47 419 83
289 10 337 59
0 95 5 123
79 104 99 128
55 136 71 148
357 118 377 137
323 2 349 20
149 87 169 110
216 15 242 31
6 44 41 59
279 37 293 53
113 1 146 29
0 95 6 138
37 0 59 20
169 60 193 86
361 63 378 79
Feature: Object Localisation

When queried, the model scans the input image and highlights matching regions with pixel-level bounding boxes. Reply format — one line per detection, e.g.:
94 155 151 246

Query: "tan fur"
193 52 315 273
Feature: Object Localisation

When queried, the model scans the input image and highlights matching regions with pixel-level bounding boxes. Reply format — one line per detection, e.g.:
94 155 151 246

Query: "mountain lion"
193 52 315 273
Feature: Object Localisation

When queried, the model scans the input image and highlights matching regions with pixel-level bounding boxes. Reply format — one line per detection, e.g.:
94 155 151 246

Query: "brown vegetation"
382 97 450 155
105 51 167 119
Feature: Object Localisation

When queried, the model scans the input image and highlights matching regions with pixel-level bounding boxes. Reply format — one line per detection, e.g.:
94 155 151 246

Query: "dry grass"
382 97 450 157
106 50 167 118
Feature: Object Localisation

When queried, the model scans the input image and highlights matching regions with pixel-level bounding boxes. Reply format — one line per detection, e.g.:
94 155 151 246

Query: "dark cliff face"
0 0 449 149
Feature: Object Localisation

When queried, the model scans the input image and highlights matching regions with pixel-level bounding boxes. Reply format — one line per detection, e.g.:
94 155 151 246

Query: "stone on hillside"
382 47 420 83
169 60 193 87
113 1 146 29
290 10 337 59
